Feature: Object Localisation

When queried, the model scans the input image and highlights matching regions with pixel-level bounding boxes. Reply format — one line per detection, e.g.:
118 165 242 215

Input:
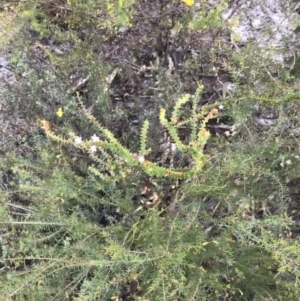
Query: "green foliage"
139 120 150 156
42 90 218 180
187 0 228 31
2 0 300 300
1 145 300 300
105 0 135 31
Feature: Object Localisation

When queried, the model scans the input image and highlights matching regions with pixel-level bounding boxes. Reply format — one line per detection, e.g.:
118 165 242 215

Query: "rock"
0 54 15 88
222 0 299 63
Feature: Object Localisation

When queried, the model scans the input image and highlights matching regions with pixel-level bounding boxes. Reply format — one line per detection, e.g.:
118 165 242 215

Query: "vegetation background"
1 0 300 300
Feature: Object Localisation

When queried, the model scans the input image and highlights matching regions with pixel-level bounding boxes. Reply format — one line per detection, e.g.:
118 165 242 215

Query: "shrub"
2 0 300 300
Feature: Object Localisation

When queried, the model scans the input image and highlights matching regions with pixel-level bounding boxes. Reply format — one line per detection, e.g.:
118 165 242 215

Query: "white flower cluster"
74 136 82 144
91 134 100 142
74 134 100 153
280 159 292 168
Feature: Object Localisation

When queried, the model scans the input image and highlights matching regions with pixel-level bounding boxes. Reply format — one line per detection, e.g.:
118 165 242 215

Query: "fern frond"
140 160 194 179
191 84 204 140
160 108 185 151
171 94 190 123
82 107 136 164
139 120 150 155
46 130 72 145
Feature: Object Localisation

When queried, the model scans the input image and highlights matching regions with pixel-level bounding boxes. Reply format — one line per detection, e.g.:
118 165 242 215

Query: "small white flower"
74 136 82 144
218 105 224 110
90 145 97 153
138 155 145 163
91 134 100 142
286 159 292 165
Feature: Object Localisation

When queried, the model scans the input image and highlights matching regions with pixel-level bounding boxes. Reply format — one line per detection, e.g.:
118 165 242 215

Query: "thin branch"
0 221 66 226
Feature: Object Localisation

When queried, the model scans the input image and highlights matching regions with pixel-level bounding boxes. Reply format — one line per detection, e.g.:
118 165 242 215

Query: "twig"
0 221 66 225
6 203 34 213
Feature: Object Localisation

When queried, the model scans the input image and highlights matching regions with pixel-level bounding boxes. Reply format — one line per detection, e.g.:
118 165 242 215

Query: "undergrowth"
1 0 300 300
